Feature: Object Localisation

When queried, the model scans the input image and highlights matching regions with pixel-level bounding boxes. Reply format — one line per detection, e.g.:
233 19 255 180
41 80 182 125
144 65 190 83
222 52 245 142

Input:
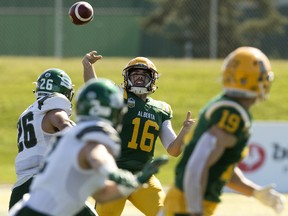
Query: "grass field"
0 56 287 215
1 185 288 215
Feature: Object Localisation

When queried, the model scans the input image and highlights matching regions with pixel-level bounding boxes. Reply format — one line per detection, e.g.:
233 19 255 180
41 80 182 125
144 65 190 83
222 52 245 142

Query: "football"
69 1 94 25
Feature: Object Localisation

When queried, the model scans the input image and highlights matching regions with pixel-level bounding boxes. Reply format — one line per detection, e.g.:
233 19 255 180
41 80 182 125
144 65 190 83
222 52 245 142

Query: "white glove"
253 185 286 214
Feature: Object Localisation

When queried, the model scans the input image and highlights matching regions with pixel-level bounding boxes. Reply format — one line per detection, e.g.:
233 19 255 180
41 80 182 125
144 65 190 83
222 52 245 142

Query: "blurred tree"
143 0 288 57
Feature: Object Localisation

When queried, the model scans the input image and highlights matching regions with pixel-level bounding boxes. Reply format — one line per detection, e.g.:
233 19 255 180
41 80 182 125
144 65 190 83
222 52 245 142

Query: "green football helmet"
75 78 126 129
34 68 74 101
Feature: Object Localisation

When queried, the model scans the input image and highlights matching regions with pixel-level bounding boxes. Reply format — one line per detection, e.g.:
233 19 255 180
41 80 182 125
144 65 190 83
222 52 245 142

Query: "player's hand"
253 185 286 214
136 155 169 184
182 111 196 133
109 169 139 188
108 169 140 196
82 50 103 67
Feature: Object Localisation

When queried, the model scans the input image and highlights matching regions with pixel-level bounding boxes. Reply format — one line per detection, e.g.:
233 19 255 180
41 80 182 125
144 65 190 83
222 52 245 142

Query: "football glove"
108 155 169 196
253 185 286 214
109 169 139 188
136 155 169 184
108 169 140 196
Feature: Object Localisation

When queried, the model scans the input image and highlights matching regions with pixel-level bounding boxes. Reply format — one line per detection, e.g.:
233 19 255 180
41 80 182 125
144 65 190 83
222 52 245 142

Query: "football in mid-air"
69 1 94 25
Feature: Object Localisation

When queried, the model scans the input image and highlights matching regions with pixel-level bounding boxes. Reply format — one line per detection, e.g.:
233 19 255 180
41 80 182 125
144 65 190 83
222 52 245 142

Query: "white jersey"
23 120 120 216
14 93 72 189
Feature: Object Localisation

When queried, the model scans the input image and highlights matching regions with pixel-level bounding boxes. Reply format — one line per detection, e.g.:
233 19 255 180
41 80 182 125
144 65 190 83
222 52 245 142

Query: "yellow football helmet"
122 57 159 94
222 46 274 100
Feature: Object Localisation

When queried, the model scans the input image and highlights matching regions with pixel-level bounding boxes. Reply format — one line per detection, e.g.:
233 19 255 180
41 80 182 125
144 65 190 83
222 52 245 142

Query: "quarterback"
82 51 195 216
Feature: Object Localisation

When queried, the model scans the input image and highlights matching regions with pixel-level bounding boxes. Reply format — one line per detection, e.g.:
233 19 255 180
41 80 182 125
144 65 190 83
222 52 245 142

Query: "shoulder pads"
37 93 72 116
205 100 251 129
149 98 173 116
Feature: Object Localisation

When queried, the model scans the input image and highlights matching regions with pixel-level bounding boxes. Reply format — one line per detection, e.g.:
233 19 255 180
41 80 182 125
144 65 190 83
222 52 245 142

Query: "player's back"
26 120 120 216
14 93 71 189
175 93 252 201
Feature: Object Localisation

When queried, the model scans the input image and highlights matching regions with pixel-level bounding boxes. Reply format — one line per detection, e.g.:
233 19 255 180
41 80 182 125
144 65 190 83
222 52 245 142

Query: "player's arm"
80 141 168 202
227 166 286 214
226 166 259 196
42 109 75 133
91 181 124 203
80 141 138 200
184 125 237 215
92 155 169 203
160 111 195 157
82 50 103 82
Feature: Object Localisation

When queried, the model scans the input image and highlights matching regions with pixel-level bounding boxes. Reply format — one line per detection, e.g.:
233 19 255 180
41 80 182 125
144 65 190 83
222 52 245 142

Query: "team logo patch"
127 97 135 108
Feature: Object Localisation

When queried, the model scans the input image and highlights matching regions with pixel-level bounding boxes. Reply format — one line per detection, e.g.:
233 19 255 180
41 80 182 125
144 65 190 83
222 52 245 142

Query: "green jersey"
116 91 172 172
175 94 252 203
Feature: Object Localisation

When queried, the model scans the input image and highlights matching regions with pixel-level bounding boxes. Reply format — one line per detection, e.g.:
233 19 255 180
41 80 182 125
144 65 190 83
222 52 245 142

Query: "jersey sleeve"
204 100 251 135
37 93 72 116
162 101 173 119
76 122 121 157
152 99 173 121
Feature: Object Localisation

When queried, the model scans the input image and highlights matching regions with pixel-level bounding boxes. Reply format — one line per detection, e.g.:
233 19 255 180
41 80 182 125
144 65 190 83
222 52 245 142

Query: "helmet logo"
45 72 51 78
60 79 72 90
86 91 112 117
87 91 96 99
89 100 112 117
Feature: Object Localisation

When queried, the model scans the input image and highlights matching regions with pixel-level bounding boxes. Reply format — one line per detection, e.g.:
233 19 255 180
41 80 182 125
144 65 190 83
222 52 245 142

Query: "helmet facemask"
258 70 274 101
122 57 159 95
125 68 158 94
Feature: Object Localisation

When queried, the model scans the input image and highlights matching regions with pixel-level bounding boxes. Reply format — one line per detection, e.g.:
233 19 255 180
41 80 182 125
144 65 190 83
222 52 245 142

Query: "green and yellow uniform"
164 94 252 216
117 91 172 172
96 91 173 216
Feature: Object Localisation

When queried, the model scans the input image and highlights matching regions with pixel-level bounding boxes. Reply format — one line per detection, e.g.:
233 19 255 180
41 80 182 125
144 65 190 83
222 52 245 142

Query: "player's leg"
203 200 218 216
129 175 165 216
95 197 126 216
9 194 47 216
163 185 187 216
163 185 218 216
9 178 34 210
10 206 49 216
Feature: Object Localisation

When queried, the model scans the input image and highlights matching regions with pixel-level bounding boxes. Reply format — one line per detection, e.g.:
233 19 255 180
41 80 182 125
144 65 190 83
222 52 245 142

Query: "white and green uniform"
10 120 120 216
13 93 72 189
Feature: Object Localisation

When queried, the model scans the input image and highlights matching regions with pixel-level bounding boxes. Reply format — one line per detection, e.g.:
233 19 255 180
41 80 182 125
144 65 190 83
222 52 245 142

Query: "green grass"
1 57 287 185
